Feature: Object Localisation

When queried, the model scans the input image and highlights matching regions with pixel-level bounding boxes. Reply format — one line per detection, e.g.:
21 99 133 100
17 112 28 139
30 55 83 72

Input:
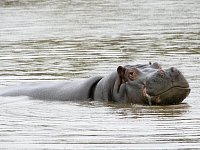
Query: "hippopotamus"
0 62 190 105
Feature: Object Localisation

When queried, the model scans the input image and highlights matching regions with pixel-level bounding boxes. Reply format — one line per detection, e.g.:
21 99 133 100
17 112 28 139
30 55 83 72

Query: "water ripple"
0 0 200 149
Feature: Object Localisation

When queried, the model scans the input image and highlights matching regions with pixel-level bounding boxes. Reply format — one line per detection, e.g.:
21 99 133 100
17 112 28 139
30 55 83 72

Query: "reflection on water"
0 98 199 149
0 0 200 149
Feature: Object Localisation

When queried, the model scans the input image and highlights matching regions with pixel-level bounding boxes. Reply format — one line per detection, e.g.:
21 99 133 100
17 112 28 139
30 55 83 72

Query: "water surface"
0 0 200 149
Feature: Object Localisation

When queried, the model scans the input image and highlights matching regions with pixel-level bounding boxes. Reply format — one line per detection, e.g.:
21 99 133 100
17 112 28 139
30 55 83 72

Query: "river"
0 0 200 149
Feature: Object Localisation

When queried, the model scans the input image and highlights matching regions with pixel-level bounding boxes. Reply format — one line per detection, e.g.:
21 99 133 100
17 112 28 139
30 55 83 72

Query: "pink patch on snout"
158 69 165 76
142 85 147 97
142 85 152 105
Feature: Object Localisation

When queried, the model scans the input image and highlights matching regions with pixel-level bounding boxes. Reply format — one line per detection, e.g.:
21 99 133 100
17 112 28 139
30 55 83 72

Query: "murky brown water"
0 0 200 149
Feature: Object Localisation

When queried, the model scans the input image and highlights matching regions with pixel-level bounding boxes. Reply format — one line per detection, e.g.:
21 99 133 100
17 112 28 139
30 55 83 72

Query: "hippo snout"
168 67 189 88
145 67 190 105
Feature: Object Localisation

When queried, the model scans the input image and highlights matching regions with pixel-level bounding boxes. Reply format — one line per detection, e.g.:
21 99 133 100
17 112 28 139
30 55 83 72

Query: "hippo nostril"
158 69 165 77
170 67 180 76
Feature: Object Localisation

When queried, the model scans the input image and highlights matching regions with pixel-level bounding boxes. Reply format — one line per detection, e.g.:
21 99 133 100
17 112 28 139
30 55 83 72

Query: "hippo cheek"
149 87 191 105
126 84 146 104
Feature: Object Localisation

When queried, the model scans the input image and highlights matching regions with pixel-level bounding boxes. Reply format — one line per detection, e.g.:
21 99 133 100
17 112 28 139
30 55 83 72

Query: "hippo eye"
129 71 137 80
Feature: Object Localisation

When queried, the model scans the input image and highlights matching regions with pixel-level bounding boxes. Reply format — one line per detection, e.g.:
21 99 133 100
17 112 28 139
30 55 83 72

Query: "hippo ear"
116 66 126 92
117 66 126 78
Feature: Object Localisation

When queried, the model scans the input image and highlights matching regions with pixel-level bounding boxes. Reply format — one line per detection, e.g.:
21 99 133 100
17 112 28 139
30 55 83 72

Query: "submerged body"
0 62 190 105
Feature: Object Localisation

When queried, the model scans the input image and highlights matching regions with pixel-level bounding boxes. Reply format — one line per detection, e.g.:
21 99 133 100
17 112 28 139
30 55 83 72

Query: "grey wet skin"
0 62 190 105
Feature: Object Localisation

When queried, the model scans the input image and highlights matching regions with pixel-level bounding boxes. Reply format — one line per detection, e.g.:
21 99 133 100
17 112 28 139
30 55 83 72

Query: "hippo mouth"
144 86 191 105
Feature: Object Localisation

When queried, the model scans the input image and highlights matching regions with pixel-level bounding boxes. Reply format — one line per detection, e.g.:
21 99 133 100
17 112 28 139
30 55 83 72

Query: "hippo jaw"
144 86 191 105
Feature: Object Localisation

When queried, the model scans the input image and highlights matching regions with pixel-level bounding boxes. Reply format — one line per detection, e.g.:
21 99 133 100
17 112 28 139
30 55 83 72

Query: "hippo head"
117 62 190 105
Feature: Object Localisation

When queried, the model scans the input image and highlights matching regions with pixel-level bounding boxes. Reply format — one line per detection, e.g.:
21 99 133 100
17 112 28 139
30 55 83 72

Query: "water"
0 0 200 149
